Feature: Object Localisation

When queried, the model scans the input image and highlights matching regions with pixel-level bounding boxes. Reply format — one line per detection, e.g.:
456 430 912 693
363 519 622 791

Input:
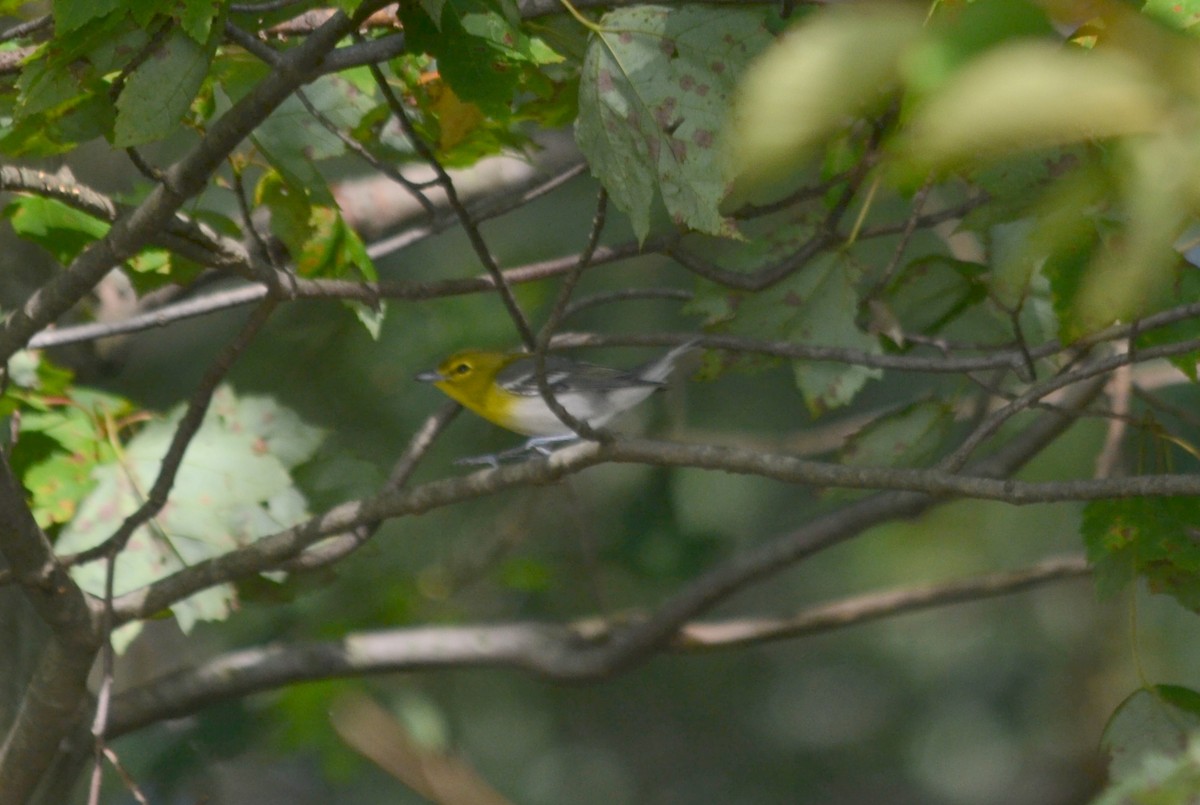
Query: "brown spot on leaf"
784 291 804 306
693 129 713 148
710 60 726 74
598 68 614 93
660 38 677 57
679 74 695 91
668 137 687 162
620 31 634 44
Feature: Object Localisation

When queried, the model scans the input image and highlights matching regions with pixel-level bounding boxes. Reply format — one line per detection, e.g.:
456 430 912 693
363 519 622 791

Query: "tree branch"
105 553 1089 737
107 374 1114 626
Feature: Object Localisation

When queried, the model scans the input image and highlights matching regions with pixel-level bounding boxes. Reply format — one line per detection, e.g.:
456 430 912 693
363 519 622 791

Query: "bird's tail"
636 338 701 384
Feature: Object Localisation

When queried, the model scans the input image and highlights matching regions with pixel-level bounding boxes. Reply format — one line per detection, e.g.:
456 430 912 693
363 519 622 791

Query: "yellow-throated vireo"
416 341 696 459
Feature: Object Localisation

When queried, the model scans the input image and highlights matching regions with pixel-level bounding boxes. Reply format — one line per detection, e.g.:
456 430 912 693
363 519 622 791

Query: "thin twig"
861 176 934 304
561 288 692 322
532 189 611 442
0 14 51 42
278 402 462 572
360 41 538 350
295 87 437 216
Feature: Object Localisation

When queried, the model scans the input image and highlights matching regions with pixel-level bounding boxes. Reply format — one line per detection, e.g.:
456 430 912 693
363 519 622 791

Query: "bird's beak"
414 369 444 383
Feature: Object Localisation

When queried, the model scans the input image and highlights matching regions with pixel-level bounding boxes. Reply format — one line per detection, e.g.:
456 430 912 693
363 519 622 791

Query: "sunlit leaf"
57 387 325 651
4 195 110 265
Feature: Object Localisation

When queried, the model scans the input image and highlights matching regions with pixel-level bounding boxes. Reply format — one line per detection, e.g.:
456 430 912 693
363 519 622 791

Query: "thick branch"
106 553 1088 737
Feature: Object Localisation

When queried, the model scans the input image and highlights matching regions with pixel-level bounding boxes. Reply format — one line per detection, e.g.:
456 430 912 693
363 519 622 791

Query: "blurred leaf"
1102 686 1200 782
1072 135 1197 334
5 195 110 265
906 0 1054 97
1081 497 1200 610
897 42 1168 176
731 3 922 197
1144 0 1200 34
57 387 325 651
576 4 774 241
499 557 554 593
841 401 954 469
113 26 217 147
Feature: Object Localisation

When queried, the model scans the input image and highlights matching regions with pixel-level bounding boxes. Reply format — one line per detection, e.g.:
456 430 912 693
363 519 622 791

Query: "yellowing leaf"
429 81 484 153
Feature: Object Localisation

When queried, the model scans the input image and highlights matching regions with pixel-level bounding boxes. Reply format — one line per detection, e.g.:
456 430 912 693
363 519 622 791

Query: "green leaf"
402 0 562 115
113 26 216 147
730 3 923 199
56 387 325 651
883 255 988 338
1081 497 1200 610
179 0 218 43
251 74 375 203
1102 687 1200 782
1137 266 1200 381
4 196 110 265
958 148 1080 234
16 389 129 528
840 401 954 469
53 0 124 34
1002 161 1111 340
420 0 447 27
576 5 775 241
1144 0 1200 33
694 251 882 413
500 557 554 593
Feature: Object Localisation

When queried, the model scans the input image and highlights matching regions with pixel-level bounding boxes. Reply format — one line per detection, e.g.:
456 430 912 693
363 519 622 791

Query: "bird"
416 340 697 462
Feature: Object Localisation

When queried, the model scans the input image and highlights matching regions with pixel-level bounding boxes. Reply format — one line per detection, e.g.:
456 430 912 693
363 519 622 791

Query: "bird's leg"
454 434 581 467
522 434 581 455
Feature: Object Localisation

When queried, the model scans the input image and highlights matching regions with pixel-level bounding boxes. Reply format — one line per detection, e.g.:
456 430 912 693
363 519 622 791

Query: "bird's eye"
453 362 471 375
